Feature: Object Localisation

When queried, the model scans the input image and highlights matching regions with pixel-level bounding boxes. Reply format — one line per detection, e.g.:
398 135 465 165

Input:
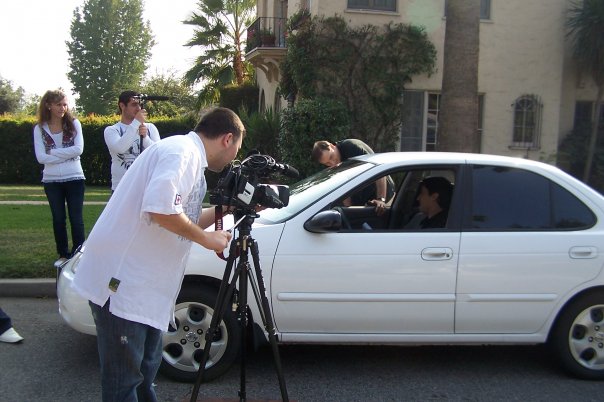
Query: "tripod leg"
238 252 249 401
249 238 290 402
190 240 241 402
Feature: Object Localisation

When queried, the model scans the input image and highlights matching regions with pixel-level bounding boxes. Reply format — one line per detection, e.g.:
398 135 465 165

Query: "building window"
480 0 491 19
348 0 396 12
511 94 542 149
426 93 440 151
444 0 491 20
400 91 484 152
574 101 604 132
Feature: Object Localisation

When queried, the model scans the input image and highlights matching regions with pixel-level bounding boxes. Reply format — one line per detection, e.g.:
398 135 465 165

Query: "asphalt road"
1 297 602 402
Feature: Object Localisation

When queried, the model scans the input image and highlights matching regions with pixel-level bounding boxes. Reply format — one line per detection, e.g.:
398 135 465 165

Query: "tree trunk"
583 86 603 183
438 0 481 152
233 48 245 85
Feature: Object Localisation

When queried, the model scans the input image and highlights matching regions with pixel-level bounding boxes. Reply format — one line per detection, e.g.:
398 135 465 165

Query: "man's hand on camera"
138 123 148 138
135 109 147 124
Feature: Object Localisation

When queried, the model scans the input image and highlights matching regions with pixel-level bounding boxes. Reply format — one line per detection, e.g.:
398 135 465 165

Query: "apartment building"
245 0 600 161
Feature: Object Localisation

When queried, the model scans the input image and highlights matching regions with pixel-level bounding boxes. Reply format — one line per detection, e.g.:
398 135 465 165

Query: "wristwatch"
378 197 386 202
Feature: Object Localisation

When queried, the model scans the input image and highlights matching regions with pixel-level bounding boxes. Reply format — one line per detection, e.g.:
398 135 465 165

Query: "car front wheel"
159 283 241 382
550 291 604 380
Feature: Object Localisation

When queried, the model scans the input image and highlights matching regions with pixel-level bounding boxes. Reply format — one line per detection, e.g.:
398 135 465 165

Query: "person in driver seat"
416 176 453 229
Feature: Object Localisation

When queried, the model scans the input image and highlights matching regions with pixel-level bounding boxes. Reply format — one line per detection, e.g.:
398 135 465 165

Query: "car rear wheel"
159 283 240 382
550 292 604 380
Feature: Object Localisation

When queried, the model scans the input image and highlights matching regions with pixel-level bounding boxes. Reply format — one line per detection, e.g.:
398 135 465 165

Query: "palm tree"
183 0 256 104
567 0 604 183
437 0 481 152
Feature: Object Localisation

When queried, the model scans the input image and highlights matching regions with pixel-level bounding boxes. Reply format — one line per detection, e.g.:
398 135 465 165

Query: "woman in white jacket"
33 89 85 268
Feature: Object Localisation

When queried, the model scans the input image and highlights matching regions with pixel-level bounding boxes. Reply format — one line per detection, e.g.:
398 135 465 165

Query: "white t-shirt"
104 120 161 190
73 132 207 331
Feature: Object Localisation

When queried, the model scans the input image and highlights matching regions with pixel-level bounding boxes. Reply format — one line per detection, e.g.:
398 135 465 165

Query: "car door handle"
421 248 453 261
569 246 598 259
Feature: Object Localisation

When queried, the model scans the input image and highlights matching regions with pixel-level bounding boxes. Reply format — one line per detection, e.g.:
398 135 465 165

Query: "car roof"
356 152 556 171
353 152 604 205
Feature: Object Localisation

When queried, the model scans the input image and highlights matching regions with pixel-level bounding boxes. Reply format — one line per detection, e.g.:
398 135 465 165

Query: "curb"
0 278 56 298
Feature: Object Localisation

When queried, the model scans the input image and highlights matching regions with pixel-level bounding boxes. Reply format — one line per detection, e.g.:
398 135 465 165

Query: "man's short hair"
193 107 245 140
117 90 140 114
312 140 332 162
118 90 140 106
420 177 454 209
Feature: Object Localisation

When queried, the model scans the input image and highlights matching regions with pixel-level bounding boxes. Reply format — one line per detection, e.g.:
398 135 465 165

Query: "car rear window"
467 165 596 230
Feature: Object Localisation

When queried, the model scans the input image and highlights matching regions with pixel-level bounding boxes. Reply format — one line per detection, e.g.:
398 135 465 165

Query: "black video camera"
209 154 298 210
135 94 172 102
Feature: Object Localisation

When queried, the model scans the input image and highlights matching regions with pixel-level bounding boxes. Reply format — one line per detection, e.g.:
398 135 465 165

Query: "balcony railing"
245 17 287 53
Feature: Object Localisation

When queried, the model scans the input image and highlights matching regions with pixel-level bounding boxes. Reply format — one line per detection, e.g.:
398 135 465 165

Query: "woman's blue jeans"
89 300 162 402
43 179 85 258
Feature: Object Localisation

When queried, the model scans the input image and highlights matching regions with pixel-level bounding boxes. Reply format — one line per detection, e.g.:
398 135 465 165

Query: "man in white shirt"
105 90 161 191
73 107 244 401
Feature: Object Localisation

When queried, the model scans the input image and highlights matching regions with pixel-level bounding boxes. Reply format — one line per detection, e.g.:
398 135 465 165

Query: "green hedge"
219 82 259 114
0 114 197 185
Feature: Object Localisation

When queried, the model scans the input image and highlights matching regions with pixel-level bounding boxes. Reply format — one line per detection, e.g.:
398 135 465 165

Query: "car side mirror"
304 210 343 233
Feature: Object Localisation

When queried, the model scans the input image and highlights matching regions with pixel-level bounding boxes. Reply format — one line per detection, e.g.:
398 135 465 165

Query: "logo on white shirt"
174 194 182 205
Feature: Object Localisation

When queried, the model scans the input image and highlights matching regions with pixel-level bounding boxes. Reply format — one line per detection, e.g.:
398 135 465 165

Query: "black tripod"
189 210 289 402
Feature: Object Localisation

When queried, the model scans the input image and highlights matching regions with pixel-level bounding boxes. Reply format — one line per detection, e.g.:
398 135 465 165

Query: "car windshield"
257 159 374 224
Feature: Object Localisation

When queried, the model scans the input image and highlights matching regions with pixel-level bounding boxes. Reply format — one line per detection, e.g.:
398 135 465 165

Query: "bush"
279 97 350 179
0 114 196 185
558 126 604 193
239 108 280 158
219 82 259 114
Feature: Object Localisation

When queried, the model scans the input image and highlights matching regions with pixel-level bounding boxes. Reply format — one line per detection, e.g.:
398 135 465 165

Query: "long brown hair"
37 89 76 139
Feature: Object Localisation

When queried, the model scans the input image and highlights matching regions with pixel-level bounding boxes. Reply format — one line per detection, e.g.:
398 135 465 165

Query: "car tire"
550 291 604 380
159 283 241 382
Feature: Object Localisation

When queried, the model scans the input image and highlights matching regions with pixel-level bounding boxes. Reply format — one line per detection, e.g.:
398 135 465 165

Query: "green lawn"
0 184 110 202
0 185 110 278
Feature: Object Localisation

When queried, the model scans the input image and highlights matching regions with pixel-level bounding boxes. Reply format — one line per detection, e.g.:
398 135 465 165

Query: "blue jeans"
44 179 85 258
0 307 13 334
90 301 162 402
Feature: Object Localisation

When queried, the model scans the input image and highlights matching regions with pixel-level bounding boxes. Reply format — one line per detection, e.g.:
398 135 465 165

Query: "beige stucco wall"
253 0 592 161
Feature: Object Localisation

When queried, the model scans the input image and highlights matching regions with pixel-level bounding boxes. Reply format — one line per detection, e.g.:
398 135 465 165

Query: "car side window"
331 167 457 232
468 165 595 230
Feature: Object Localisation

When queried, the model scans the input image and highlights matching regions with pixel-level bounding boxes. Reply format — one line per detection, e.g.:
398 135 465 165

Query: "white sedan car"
58 152 604 382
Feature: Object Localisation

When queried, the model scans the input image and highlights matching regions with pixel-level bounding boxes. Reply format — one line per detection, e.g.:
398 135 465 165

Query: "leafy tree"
280 15 436 152
66 0 154 115
438 0 480 152
567 0 604 183
183 0 256 105
139 71 197 117
20 94 41 116
0 76 25 114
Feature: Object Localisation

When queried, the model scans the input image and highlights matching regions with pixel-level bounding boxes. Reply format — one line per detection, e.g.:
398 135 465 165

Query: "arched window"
274 89 281 113
511 94 542 149
260 90 266 112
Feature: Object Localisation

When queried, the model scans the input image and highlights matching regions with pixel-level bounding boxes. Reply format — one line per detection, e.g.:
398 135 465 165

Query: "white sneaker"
54 257 68 268
0 327 24 343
